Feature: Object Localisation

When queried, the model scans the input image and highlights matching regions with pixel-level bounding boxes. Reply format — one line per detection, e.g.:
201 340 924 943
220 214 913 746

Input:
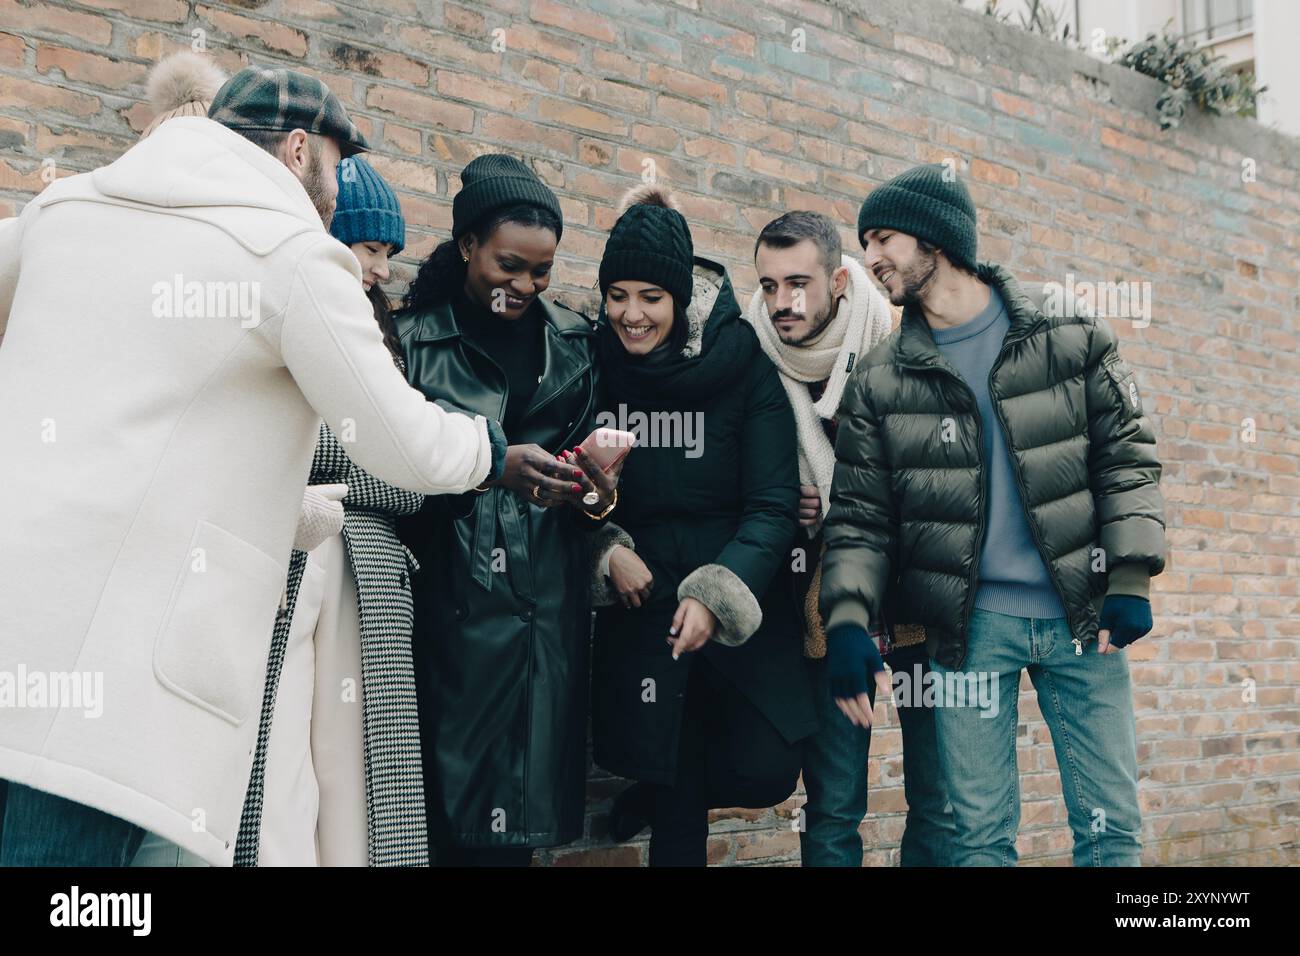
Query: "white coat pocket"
153 520 285 725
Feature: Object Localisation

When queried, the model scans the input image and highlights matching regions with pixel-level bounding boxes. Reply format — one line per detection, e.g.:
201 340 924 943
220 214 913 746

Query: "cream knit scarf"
744 254 893 532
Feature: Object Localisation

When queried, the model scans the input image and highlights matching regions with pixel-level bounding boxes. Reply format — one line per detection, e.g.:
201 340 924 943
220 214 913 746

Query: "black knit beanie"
599 184 694 308
451 153 563 239
856 163 978 272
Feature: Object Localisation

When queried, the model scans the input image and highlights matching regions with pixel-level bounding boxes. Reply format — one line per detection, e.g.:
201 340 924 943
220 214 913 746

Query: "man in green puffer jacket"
820 163 1165 866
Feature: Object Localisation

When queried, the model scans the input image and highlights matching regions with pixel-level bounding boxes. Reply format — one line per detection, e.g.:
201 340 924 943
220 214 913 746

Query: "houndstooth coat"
235 421 428 866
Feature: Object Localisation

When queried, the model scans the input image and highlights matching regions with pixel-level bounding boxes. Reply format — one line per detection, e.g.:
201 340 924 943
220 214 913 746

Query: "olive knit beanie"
857 163 978 272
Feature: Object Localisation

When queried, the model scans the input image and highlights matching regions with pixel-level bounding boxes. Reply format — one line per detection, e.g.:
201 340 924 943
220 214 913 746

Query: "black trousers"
646 655 802 866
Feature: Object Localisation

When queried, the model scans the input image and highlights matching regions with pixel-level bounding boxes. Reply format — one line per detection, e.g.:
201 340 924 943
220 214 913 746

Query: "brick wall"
1 0 1297 866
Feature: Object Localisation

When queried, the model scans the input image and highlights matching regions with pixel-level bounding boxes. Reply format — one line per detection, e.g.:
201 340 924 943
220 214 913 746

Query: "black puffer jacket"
820 263 1165 669
591 258 817 785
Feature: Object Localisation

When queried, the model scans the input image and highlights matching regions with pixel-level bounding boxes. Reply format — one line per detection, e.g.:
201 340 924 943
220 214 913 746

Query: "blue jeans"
0 781 145 866
930 609 1142 866
800 646 956 867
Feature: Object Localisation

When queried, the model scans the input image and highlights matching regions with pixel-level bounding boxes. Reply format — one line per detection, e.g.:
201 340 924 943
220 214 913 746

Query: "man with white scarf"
746 211 955 867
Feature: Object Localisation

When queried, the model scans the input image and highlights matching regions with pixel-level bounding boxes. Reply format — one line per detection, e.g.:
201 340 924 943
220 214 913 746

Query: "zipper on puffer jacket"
945 369 985 670
907 355 985 668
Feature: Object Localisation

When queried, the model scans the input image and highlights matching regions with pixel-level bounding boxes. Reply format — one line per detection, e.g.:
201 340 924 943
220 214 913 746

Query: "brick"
630 123 680 152
519 58 562 92
399 25 502 71
682 136 738 166
0 0 112 46
443 3 486 35
326 42 428 86
396 193 449 230
769 98 839 133
281 0 354 21
591 48 641 82
366 155 440 196
119 101 153 136
625 25 681 61
893 32 954 66
0 74 100 119
75 0 187 22
529 0 617 44
578 137 613 167
645 64 727 106
734 829 801 861
562 74 650 113
36 46 147 89
480 113 575 157
0 158 51 192
382 123 421 155
653 95 709 132
440 70 534 113
366 86 475 132
1101 125 1150 159
718 117 794 154
615 148 692 188
551 845 641 866
765 0 833 27
196 6 309 58
537 98 627 136
710 53 786 95
970 158 1020 187
503 23 583 66
35 124 129 156
676 13 756 56
744 149 818 186
0 32 25 69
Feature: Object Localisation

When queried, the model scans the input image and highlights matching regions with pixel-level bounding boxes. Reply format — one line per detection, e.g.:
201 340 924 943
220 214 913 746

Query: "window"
1182 0 1254 43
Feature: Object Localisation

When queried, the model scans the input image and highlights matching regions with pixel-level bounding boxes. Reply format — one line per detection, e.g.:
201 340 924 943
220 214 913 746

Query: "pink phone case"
579 427 637 472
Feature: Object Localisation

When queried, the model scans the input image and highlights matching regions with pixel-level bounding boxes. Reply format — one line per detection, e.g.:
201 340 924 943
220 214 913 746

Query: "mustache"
771 309 804 321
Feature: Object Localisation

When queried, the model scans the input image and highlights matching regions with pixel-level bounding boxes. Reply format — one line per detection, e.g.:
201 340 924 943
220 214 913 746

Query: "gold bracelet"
581 487 618 520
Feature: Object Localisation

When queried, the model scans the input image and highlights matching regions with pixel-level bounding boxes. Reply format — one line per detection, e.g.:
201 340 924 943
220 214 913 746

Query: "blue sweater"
930 286 1067 619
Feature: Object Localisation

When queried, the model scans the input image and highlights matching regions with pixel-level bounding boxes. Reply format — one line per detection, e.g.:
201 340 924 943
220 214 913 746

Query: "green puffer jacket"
820 263 1165 669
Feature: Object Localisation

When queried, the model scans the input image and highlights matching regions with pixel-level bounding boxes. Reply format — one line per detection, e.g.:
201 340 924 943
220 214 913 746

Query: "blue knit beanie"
330 155 405 254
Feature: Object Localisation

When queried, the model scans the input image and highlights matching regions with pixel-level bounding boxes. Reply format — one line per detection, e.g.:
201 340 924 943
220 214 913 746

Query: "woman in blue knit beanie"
330 154 407 360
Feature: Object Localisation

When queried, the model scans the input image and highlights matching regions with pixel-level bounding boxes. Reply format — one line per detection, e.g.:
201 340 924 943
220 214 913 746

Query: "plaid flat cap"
208 66 369 156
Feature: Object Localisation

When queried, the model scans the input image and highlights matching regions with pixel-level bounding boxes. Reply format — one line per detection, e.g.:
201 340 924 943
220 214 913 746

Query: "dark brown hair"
367 282 403 367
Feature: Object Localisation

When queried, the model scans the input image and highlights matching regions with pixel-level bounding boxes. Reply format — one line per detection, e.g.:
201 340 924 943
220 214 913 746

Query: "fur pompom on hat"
141 51 227 139
600 183 694 307
615 182 680 216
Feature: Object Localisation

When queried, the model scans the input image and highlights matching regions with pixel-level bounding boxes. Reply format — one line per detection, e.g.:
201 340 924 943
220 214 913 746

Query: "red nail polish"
571 483 582 493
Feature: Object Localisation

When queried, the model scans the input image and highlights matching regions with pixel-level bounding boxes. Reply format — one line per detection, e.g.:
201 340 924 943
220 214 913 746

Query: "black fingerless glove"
1099 595 1153 649
826 624 885 701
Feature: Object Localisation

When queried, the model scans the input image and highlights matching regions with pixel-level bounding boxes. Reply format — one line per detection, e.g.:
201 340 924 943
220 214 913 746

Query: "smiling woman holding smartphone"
393 155 616 867
589 185 817 866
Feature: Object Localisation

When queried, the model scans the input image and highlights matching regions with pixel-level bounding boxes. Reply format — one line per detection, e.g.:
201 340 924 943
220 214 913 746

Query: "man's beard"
774 298 835 347
302 144 334 229
890 248 939 308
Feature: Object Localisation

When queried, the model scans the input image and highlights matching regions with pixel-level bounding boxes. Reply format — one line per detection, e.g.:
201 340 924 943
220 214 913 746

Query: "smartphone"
578 427 637 472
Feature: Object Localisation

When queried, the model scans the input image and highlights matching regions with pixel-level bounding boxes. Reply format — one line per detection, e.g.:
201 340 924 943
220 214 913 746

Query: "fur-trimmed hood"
680 255 736 359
